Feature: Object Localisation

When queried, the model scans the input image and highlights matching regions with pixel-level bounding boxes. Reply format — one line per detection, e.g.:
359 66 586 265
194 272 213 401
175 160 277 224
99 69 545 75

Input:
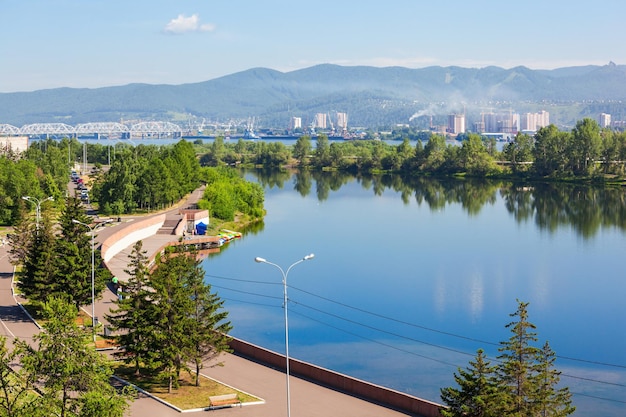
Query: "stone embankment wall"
100 214 166 264
229 337 443 417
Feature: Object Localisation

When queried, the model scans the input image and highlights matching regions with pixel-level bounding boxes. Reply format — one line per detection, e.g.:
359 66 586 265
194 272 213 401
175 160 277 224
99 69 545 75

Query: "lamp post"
72 219 96 343
254 254 315 417
22 195 53 230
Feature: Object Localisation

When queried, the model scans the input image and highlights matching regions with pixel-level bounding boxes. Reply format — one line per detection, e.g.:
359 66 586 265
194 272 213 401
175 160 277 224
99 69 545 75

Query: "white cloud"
164 14 215 34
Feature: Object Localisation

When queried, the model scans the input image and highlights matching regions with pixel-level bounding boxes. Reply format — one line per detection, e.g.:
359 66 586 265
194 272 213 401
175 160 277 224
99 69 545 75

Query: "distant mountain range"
2 63 626 130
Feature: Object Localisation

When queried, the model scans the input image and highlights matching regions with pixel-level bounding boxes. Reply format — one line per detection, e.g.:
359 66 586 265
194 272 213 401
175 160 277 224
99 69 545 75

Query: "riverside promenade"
0 187 437 417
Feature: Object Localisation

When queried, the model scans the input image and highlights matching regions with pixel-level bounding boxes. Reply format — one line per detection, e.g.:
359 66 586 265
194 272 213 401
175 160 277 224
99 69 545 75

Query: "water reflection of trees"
245 168 626 237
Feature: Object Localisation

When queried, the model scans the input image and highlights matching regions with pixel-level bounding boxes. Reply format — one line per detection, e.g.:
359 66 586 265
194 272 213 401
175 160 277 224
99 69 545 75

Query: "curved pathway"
0 187 418 417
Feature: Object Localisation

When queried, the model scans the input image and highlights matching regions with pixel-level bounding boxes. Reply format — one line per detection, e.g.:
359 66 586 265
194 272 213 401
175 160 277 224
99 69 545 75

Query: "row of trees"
198 118 626 179
106 241 232 392
8 197 108 309
0 137 145 226
94 140 201 215
440 300 575 417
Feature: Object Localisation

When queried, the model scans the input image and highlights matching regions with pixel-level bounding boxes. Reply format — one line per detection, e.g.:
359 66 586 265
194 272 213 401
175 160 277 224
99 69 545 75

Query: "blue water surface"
202 174 626 417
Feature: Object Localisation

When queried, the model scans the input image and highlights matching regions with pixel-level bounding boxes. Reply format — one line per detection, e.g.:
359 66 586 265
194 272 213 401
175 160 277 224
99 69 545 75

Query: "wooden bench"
208 393 241 409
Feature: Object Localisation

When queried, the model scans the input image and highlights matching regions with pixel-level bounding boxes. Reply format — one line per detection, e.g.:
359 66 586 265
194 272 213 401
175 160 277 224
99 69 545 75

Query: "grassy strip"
113 364 260 410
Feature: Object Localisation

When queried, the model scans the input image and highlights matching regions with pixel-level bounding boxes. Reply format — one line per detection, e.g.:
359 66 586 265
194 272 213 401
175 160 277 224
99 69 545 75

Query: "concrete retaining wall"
229 338 443 417
100 214 166 264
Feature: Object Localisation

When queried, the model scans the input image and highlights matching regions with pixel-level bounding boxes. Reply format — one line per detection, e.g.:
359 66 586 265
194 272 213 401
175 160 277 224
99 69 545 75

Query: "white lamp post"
254 254 315 417
72 219 96 343
22 195 53 230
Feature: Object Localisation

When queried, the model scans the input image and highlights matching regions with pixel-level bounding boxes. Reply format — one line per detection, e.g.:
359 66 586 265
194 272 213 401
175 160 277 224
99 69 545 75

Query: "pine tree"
185 255 232 386
442 300 575 417
150 252 195 393
496 299 541 416
440 349 498 417
53 197 107 309
106 241 159 376
535 341 575 417
17 213 59 304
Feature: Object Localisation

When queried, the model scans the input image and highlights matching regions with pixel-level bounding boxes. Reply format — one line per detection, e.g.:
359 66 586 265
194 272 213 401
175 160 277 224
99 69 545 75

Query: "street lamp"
254 254 315 417
72 219 96 343
22 195 53 230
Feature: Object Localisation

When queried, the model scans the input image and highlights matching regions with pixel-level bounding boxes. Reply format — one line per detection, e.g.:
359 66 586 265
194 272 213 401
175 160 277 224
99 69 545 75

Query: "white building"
336 112 348 131
290 117 302 130
1 135 28 153
599 113 611 128
314 113 327 129
447 114 465 134
520 110 550 132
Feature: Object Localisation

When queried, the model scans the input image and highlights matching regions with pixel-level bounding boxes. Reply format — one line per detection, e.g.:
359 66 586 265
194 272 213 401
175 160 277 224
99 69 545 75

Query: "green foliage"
148 253 232 392
96 140 200 214
185 117 626 181
0 336 42 417
200 167 264 221
108 246 232 391
106 241 160 376
440 300 574 417
15 297 134 416
440 350 498 417
0 157 43 226
292 135 312 164
14 197 109 309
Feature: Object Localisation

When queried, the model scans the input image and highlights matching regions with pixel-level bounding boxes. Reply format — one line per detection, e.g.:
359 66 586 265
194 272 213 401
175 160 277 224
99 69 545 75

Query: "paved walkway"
0 188 419 417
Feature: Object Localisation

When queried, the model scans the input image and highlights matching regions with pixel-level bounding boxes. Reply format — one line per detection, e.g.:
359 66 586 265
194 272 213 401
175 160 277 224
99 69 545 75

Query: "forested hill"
2 63 626 128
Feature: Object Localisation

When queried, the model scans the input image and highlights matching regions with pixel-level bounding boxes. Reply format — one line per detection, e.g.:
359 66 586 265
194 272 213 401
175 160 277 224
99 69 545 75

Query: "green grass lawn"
113 363 261 410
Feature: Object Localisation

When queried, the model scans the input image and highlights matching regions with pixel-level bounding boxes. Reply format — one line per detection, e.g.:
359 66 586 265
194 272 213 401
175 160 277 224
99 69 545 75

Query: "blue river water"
201 173 626 417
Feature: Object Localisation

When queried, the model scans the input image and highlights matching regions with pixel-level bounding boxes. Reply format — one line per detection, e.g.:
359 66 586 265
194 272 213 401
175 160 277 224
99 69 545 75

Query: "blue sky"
2 0 625 92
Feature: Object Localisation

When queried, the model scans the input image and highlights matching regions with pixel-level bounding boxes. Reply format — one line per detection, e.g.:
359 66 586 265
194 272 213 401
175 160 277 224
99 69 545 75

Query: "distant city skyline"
2 0 625 93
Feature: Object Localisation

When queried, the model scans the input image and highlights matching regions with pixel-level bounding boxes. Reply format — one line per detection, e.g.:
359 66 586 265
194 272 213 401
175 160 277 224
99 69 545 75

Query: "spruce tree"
440 349 498 417
106 241 159 376
17 213 58 304
185 255 232 386
496 300 542 416
535 341 575 417
150 252 195 393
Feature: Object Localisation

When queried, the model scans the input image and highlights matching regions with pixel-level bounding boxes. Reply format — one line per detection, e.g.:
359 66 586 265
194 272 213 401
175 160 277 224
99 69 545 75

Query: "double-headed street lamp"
72 219 96 343
22 195 53 230
254 254 315 417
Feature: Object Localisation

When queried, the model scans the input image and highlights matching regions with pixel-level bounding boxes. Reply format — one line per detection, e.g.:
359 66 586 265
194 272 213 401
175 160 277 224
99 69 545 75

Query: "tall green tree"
535 341 575 417
17 297 134 417
150 253 196 393
313 134 330 167
460 134 498 175
533 125 571 176
184 254 232 386
504 133 534 173
496 300 542 416
53 197 103 309
422 134 447 171
17 213 59 304
292 135 312 165
570 118 601 175
106 241 159 376
440 349 499 417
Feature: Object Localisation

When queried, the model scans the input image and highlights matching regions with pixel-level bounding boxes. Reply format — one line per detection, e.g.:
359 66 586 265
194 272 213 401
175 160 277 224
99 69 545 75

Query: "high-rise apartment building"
520 110 550 131
290 116 302 130
599 113 611 128
314 113 327 129
447 114 465 134
480 112 520 134
336 112 348 131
